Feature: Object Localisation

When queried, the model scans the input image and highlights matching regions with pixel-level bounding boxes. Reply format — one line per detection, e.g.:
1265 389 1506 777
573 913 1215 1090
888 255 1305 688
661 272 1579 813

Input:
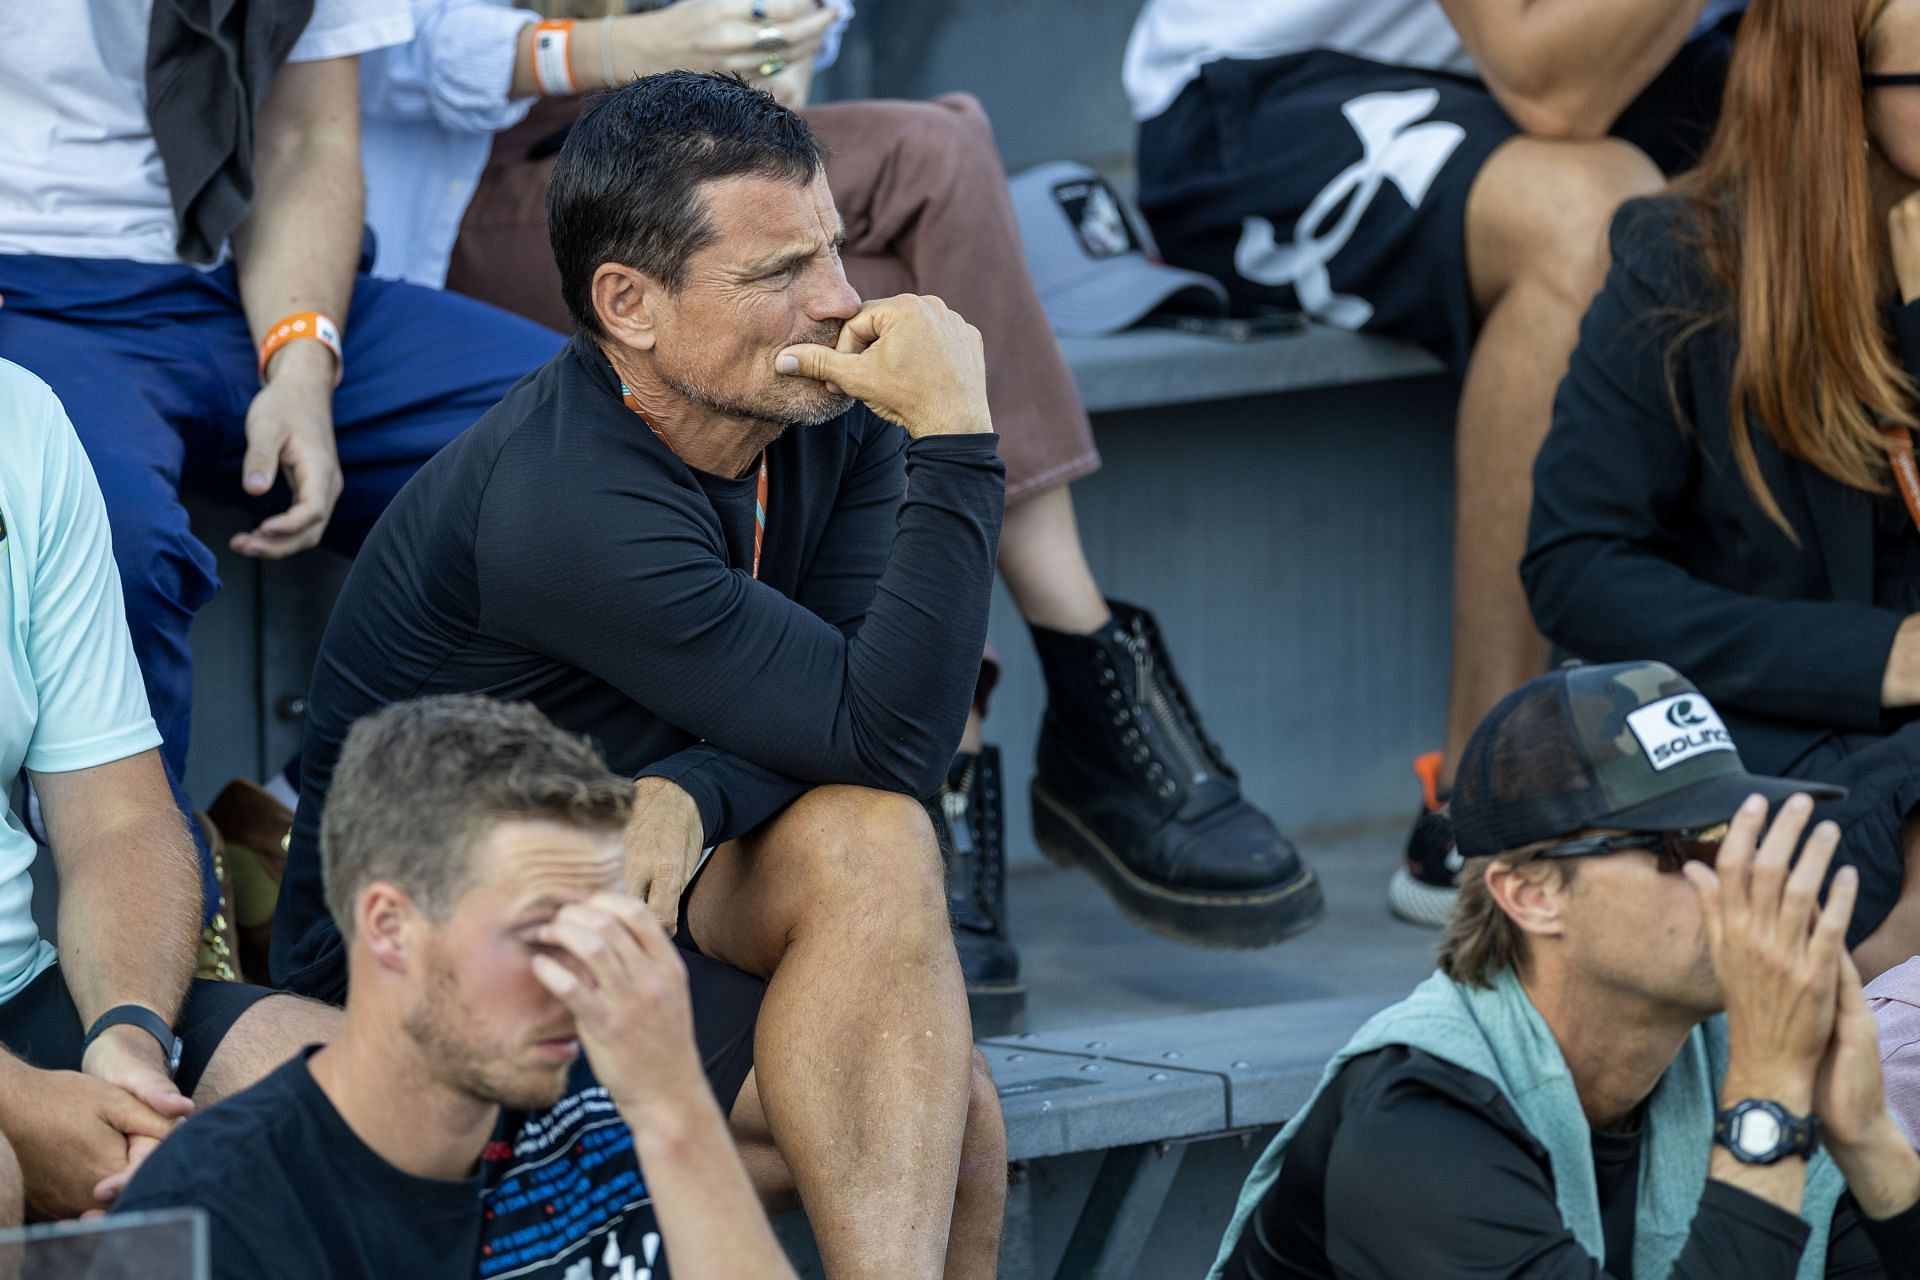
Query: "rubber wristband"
533 19 577 96
258 311 343 386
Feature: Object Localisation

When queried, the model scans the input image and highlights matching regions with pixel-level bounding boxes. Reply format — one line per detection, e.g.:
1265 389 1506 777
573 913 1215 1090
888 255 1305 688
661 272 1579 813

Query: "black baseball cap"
1450 660 1846 860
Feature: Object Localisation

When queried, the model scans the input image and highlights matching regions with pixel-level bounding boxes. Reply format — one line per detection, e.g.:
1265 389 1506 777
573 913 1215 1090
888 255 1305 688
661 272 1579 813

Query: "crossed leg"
689 786 1007 1279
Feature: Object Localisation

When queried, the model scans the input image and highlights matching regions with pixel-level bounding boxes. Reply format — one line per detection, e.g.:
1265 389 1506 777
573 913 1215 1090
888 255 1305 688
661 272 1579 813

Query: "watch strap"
1714 1098 1821 1164
82 1005 183 1078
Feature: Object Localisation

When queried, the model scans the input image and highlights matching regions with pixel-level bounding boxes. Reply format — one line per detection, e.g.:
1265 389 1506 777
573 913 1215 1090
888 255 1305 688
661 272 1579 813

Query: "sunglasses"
1534 823 1729 875
1866 73 1920 87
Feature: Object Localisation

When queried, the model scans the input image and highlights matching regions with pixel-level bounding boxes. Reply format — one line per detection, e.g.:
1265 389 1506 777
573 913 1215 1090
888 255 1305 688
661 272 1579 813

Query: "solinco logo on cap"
1625 694 1736 772
1052 179 1142 261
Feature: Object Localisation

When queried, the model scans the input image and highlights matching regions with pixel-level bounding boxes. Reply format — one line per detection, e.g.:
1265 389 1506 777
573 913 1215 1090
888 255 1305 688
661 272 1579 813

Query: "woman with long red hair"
1524 0 1920 978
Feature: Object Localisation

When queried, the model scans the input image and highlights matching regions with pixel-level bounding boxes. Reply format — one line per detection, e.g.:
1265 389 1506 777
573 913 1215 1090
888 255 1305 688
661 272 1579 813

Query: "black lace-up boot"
1028 600 1324 948
926 746 1025 1036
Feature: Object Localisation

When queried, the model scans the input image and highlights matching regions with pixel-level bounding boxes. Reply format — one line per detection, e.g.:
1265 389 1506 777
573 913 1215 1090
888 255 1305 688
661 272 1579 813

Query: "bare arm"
1437 0 1709 139
533 895 796 1279
507 0 833 99
33 751 198 1031
28 750 199 1210
228 55 362 559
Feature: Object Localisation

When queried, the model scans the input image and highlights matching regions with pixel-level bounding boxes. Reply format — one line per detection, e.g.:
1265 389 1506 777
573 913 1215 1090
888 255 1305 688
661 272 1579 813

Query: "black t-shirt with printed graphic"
114 1049 671 1280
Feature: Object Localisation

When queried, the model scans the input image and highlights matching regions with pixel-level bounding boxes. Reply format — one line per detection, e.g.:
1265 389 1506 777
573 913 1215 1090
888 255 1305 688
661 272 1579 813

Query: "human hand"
624 778 706 937
7 1065 179 1218
1814 948 1920 1219
528 892 712 1131
1816 950 1895 1151
1891 190 1920 306
81 1024 193 1123
1683 794 1855 1110
611 0 835 83
233 342 342 559
776 294 992 439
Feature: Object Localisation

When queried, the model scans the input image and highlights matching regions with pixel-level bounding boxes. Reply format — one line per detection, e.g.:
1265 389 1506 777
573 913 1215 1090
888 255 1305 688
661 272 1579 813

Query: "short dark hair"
321 695 633 935
547 70 825 337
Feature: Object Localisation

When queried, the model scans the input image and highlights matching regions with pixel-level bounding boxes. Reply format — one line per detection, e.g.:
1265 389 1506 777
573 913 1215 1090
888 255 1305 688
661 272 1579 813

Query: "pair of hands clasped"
9 1022 193 1219
1687 796 1898 1172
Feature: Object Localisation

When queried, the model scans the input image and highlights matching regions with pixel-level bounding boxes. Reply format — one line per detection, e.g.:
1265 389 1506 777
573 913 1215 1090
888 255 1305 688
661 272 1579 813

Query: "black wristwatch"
82 1005 184 1080
1715 1098 1821 1164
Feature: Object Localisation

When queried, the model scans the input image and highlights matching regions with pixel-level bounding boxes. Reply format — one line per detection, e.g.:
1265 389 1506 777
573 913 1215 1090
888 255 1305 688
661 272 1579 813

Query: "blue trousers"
0 255 564 918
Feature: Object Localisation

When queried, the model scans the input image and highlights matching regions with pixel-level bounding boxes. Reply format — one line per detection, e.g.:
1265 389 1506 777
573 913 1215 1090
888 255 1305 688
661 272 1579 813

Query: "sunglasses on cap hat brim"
1531 825 1729 875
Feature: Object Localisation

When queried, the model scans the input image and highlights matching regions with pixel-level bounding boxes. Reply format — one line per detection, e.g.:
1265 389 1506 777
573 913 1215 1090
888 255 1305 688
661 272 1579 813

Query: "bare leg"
728 1053 1005 1279
1439 137 1665 785
688 786 998 1279
942 1052 1007 1280
958 710 986 756
1853 813 1920 982
998 486 1110 635
727 1071 801 1213
0 1131 19 1229
193 994 341 1104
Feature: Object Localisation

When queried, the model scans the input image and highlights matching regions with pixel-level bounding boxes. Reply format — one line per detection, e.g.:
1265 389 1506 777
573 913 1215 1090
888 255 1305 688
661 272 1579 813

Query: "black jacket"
1523 197 1913 777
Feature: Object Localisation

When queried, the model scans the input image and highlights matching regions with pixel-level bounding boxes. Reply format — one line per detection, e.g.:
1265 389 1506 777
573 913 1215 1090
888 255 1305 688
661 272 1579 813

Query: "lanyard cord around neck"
622 382 767 580
1881 420 1920 535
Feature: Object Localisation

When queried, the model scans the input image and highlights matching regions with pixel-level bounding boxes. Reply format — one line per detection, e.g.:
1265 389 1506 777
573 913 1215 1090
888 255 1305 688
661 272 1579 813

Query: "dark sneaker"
1388 751 1460 928
927 747 1026 1037
1028 599 1324 949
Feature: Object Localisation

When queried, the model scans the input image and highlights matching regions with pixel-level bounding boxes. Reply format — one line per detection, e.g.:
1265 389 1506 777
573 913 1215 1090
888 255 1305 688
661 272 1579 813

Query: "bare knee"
786 786 946 923
195 993 341 1104
1469 137 1665 313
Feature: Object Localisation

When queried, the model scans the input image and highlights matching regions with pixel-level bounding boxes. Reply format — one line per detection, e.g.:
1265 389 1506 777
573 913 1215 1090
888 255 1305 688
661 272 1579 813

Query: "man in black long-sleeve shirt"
1219 662 1920 1279
269 72 1007 1279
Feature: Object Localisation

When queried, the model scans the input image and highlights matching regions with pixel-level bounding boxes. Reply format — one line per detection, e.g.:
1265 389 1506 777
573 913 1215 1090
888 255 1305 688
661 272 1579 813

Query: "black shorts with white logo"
1136 25 1735 371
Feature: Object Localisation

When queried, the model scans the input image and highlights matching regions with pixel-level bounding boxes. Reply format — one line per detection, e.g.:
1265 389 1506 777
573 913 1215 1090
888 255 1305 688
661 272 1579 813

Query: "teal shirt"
0 360 162 1004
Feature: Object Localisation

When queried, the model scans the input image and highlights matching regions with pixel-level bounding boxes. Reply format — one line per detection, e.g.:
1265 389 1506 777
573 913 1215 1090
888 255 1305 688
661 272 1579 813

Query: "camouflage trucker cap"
1450 660 1846 860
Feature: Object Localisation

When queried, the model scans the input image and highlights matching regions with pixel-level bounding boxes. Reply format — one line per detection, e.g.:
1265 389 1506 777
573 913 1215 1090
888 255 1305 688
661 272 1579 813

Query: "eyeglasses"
1533 823 1729 875
1865 73 1920 88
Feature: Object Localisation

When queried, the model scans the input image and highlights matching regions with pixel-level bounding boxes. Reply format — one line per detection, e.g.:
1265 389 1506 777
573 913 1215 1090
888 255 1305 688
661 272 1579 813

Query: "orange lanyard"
1882 421 1920 534
622 383 767 579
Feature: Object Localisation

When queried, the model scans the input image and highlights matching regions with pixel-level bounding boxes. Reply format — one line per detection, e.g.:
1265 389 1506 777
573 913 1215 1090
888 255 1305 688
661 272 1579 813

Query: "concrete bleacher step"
1057 323 1444 415
777 996 1397 1279
979 1039 1226 1162
984 993 1393 1145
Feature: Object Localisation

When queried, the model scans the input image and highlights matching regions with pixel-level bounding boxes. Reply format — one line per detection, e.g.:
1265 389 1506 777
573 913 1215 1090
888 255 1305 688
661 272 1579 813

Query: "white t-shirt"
0 0 413 264
1124 0 1474 122
0 362 164 1006
1123 0 1748 122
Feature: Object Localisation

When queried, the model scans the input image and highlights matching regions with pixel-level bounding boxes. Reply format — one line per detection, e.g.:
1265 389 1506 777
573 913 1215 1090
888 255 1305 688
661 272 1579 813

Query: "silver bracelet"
602 15 617 90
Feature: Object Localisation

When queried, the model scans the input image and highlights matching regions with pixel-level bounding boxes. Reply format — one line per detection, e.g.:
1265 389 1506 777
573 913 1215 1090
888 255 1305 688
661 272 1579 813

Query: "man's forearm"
232 56 363 355
56 823 199 1030
35 756 200 1031
626 1099 796 1280
1832 1116 1920 1222
1441 0 1709 137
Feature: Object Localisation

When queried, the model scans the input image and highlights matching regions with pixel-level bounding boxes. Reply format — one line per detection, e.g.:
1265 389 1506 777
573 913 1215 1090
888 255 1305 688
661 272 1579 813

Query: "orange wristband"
532 19 577 96
257 312 343 385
